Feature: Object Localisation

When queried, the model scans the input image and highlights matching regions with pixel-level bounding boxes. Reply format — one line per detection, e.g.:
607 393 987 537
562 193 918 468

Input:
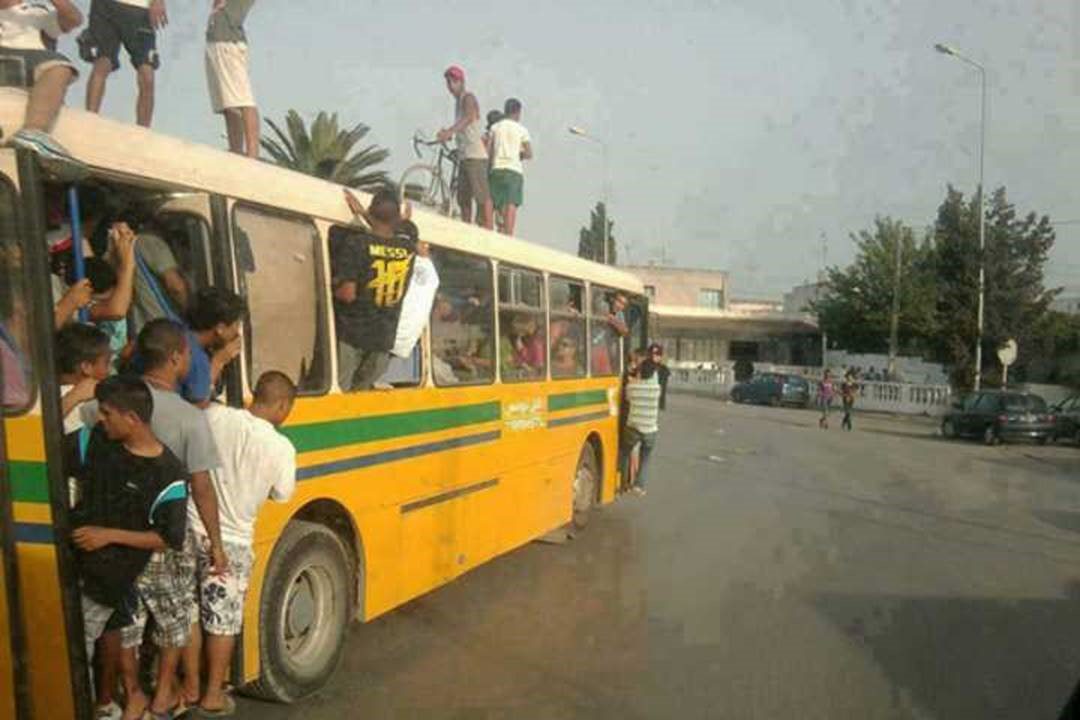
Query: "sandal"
196 695 236 717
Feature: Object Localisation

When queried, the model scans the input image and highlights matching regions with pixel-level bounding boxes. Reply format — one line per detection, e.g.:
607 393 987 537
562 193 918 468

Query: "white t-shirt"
0 3 61 51
490 118 531 174
60 383 85 434
391 255 439 358
188 404 297 546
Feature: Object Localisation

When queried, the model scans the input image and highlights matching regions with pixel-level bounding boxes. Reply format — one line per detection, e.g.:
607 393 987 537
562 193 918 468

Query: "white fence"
669 366 953 417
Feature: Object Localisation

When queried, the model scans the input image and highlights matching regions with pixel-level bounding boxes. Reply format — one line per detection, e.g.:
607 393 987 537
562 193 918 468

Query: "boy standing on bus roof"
205 0 258 157
436 65 493 229
0 0 85 166
189 370 297 716
70 375 189 720
80 0 167 127
488 97 532 236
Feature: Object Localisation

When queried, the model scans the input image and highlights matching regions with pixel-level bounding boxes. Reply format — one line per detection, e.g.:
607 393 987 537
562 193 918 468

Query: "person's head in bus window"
187 287 246 352
433 292 457 323
137 319 192 384
56 322 111 386
553 337 579 374
95 375 154 441
611 291 628 315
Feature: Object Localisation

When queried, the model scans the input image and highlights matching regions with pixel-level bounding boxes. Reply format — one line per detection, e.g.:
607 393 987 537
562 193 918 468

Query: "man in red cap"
437 65 493 229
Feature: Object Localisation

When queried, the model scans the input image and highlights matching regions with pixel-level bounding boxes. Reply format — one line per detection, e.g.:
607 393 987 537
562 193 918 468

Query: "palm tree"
261 110 391 191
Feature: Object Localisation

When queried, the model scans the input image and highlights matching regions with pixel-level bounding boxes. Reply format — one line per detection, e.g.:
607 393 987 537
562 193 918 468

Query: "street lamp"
568 125 611 265
935 42 987 390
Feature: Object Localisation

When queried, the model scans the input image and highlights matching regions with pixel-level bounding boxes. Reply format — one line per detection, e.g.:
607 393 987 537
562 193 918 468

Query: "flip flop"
196 695 236 717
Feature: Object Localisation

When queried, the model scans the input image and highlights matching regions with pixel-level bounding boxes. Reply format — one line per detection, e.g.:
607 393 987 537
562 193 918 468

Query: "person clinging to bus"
56 322 111 433
189 370 297 716
0 0 84 165
80 0 167 127
184 286 245 405
205 0 259 158
333 188 417 390
607 291 630 338
436 65 494 229
620 349 661 497
488 98 532 236
70 375 189 720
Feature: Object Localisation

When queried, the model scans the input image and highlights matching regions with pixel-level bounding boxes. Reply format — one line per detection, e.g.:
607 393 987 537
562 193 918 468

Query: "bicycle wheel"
399 164 450 216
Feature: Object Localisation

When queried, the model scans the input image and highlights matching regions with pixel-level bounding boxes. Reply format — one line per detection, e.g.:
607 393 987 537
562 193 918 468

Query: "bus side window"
0 180 32 412
127 212 211 337
232 205 329 395
497 265 545 382
549 277 586 379
589 284 623 377
429 248 494 387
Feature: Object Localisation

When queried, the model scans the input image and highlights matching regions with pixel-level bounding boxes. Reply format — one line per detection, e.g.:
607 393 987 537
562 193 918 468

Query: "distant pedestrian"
205 0 259 157
488 97 532 236
621 349 662 497
840 370 858 431
818 370 834 429
436 65 493 228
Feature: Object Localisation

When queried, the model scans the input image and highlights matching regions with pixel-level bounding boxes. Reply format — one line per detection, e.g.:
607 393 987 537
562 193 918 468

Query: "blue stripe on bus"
297 430 502 481
547 411 610 429
14 522 54 545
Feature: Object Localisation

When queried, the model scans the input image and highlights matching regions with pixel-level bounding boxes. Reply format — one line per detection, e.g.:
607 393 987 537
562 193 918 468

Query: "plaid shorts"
121 535 196 649
193 533 255 636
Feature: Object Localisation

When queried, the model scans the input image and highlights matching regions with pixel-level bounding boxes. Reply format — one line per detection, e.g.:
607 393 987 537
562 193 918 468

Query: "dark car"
941 390 1056 446
1051 394 1080 445
730 373 811 407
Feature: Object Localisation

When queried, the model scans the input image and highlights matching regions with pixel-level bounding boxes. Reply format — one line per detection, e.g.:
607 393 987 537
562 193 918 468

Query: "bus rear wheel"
572 441 600 529
247 520 353 703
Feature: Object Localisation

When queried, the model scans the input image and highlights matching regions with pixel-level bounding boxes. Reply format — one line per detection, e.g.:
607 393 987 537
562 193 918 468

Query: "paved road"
237 394 1080 719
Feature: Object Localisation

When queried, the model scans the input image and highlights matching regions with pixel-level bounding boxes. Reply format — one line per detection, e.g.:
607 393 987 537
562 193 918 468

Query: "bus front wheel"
248 520 353 703
572 441 600 529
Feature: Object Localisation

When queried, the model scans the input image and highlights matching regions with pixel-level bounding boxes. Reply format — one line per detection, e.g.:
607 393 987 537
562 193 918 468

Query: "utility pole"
887 234 902 380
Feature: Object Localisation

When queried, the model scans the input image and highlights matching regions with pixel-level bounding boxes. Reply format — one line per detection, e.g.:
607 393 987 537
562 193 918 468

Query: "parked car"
1051 394 1080 445
730 373 811 407
941 390 1056 446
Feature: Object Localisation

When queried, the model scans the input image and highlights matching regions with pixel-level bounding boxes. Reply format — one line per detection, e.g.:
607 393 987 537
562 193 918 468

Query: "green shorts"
490 169 524 210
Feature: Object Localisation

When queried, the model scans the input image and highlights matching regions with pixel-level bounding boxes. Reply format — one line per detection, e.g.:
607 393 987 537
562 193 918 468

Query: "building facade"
626 266 822 367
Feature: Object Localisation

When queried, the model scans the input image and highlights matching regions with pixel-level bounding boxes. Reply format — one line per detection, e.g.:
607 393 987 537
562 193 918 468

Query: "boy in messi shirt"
71 375 188 720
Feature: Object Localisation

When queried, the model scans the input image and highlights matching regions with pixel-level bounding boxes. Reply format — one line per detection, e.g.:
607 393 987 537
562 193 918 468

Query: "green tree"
577 202 616 265
930 186 1058 388
812 217 937 355
261 110 391 191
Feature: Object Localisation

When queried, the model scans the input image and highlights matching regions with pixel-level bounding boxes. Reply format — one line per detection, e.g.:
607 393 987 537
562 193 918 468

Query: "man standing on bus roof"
189 370 297 716
488 97 532 236
80 0 166 127
0 0 85 168
205 0 258 158
436 65 494 230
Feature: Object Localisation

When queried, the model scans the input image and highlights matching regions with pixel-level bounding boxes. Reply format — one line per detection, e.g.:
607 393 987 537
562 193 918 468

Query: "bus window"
429 248 494 386
550 277 586 379
0 181 30 413
589 284 626 377
498 265 545 382
232 205 329 394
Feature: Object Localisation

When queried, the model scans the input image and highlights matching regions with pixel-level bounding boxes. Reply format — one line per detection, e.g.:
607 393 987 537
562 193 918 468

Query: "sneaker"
7 129 88 182
94 702 122 720
632 486 646 497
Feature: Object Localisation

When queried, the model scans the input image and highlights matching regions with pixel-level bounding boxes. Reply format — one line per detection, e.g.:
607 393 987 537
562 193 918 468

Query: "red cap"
444 65 465 82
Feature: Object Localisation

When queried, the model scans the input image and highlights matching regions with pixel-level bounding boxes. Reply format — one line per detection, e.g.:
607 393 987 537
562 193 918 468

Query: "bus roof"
0 89 643 294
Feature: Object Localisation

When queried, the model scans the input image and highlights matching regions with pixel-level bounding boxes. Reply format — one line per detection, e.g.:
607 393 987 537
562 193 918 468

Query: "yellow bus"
0 89 648 718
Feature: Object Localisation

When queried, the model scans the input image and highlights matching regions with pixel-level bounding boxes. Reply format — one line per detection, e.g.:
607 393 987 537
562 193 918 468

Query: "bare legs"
224 106 260 158
500 204 518 236
85 58 111 114
86 59 155 128
200 634 236 711
23 65 75 131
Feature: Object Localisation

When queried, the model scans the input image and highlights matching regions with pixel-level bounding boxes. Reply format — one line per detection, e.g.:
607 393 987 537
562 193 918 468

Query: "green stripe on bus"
10 460 48 504
282 402 502 454
548 390 608 412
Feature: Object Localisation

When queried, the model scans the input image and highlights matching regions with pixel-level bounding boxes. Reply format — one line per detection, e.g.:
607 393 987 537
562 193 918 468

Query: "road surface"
237 394 1080 719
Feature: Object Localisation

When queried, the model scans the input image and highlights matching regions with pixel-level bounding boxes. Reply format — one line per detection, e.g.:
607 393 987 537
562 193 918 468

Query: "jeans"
338 342 391 391
621 428 658 489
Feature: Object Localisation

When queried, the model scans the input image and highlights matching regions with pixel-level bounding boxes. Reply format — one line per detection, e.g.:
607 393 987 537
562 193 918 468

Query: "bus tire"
247 520 353 703
572 441 600 529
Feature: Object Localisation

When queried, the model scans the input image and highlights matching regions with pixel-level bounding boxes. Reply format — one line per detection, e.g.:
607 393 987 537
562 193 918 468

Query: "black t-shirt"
329 226 417 352
70 427 189 607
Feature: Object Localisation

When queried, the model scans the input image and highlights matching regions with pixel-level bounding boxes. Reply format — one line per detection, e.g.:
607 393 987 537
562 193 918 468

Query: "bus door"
0 296 29 720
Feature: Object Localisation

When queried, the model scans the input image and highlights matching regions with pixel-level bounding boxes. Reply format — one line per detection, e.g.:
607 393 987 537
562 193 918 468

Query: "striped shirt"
626 375 662 434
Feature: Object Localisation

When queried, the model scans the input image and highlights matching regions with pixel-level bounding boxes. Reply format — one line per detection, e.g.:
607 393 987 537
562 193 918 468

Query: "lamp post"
568 125 611 264
935 42 987 390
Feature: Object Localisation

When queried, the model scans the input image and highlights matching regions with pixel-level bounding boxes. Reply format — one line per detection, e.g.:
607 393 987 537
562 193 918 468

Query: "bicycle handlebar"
413 133 452 158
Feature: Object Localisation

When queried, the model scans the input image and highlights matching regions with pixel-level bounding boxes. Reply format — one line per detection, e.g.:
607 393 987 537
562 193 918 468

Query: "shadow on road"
814 592 1080 719
1035 510 1080 535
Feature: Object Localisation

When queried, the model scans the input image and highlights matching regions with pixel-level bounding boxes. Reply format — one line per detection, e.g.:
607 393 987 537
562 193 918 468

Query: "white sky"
63 0 1080 296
